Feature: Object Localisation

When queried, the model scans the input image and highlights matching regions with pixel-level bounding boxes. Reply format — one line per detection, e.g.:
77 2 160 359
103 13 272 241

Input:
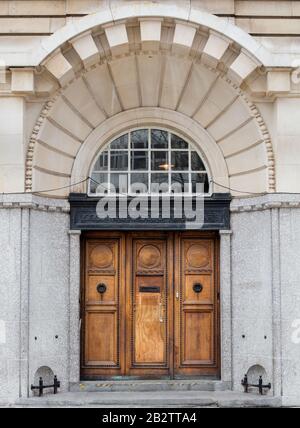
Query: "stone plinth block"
172 22 196 54
11 68 35 93
70 32 100 68
228 51 259 85
267 71 291 95
202 33 230 67
44 50 75 86
104 23 129 56
140 19 162 51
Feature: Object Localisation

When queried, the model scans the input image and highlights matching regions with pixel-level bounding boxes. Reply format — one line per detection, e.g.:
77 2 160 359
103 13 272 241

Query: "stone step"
70 380 231 393
15 391 281 408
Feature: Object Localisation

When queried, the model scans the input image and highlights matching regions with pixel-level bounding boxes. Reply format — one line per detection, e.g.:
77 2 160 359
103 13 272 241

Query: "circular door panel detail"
138 245 161 269
186 244 210 268
90 244 113 268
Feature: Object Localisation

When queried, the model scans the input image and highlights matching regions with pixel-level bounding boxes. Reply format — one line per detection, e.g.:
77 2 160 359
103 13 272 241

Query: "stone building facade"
0 0 300 407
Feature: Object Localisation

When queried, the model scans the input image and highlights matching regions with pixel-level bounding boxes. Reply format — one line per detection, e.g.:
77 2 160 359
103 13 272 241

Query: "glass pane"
171 151 189 170
131 151 148 171
191 152 206 171
131 129 148 149
151 173 169 193
171 173 189 193
110 151 128 171
130 173 148 194
171 134 188 149
93 151 108 171
151 129 168 149
90 173 109 194
192 173 209 194
110 173 128 194
151 151 169 171
110 134 128 150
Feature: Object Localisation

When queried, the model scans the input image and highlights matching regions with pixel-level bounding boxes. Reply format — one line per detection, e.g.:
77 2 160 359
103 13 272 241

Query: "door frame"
79 230 220 380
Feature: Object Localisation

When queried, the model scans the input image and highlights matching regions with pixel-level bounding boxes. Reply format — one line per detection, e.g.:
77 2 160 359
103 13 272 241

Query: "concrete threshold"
14 391 281 408
70 379 231 393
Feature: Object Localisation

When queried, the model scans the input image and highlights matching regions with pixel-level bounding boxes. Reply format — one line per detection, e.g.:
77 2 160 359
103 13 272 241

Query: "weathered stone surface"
29 210 70 394
11 68 34 93
0 194 299 405
1 0 300 408
14 390 282 408
0 98 25 193
70 32 100 68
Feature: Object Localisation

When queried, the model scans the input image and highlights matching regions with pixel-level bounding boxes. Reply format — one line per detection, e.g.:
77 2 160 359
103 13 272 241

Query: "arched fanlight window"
89 129 210 195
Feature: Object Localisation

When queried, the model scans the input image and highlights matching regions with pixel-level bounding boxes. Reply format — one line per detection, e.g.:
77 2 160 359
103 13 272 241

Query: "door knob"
96 283 107 294
193 283 203 294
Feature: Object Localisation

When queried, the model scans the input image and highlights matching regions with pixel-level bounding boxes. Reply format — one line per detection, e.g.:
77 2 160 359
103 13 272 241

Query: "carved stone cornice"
231 194 300 213
0 194 70 213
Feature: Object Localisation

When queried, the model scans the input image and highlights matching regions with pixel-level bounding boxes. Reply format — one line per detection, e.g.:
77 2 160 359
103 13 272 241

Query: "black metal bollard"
53 376 60 394
259 376 263 395
242 374 248 393
39 377 44 397
31 375 60 396
241 374 271 395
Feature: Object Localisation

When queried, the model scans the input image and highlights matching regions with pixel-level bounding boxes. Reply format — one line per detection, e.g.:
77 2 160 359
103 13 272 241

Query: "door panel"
85 311 117 365
81 232 219 379
183 311 213 363
135 277 165 364
81 234 125 378
174 234 219 377
87 275 117 303
126 235 171 376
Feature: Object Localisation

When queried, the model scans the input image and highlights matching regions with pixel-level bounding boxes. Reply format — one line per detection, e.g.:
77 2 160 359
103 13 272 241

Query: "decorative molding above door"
69 193 231 231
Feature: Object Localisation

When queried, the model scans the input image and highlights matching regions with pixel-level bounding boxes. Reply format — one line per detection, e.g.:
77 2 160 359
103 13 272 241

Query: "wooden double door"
81 232 220 379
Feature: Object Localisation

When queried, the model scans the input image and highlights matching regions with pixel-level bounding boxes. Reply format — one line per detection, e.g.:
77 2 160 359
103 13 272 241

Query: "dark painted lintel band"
69 193 231 231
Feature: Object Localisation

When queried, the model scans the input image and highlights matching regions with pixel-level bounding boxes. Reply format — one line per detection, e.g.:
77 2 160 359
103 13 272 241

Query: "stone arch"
32 366 54 396
26 11 275 197
246 364 269 385
31 3 273 67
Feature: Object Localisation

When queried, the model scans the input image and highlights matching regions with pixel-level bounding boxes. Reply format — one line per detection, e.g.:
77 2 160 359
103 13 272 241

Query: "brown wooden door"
125 232 173 377
81 233 126 377
174 233 220 377
81 231 219 379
